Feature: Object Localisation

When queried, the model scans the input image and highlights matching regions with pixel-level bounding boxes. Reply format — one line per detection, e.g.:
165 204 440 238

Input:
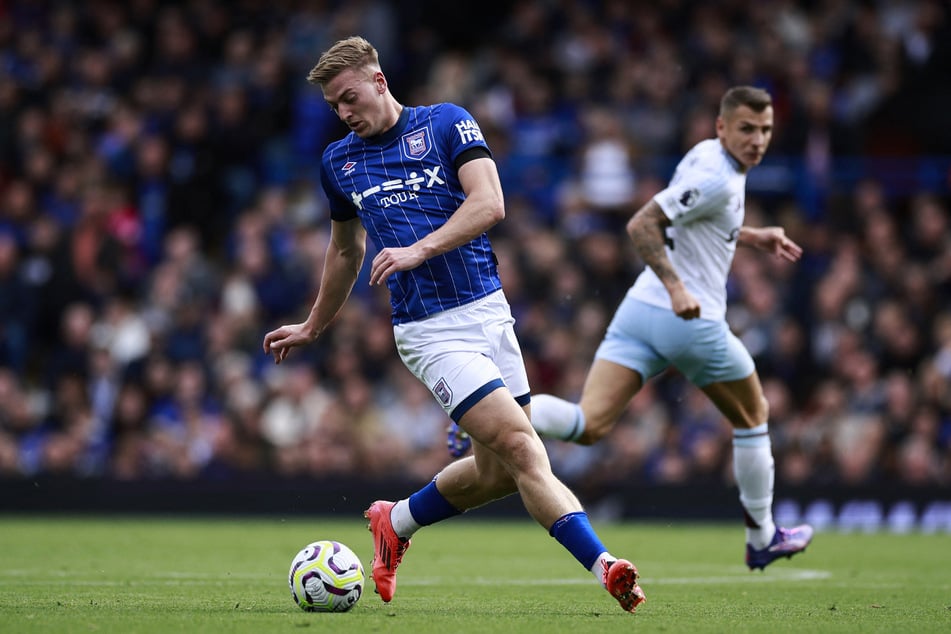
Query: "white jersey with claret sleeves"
628 138 748 321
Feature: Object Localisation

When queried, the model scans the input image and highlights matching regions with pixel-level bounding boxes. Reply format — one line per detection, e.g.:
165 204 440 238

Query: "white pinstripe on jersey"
319 104 501 324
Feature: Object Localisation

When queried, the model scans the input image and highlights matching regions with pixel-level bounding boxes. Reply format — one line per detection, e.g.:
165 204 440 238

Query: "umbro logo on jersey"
342 161 357 175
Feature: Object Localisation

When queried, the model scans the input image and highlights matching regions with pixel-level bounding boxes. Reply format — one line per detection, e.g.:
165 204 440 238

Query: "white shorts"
394 290 530 421
596 297 755 387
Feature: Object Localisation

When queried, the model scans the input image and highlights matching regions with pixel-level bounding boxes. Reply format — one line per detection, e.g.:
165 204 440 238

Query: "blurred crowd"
0 0 949 491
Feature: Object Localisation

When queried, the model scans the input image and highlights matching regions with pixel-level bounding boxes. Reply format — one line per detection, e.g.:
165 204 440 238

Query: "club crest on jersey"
433 378 452 406
341 161 357 176
402 127 432 160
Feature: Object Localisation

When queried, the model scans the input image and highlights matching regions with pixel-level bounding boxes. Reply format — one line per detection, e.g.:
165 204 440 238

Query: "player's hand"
755 227 803 262
670 286 701 320
369 246 425 286
262 323 313 364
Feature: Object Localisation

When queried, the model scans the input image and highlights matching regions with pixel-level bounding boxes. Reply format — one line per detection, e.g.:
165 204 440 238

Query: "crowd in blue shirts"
0 1 949 489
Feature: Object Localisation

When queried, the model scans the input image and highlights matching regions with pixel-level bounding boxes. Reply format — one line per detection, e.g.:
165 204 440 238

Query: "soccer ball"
288 540 365 612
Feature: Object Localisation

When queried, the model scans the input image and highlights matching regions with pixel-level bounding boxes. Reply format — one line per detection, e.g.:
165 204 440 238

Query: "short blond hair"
307 36 380 86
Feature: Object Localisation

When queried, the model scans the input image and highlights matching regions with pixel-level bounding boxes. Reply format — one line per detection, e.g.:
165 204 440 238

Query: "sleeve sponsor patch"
678 188 700 208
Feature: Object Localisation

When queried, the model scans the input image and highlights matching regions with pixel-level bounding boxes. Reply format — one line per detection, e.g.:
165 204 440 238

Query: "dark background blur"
0 0 949 529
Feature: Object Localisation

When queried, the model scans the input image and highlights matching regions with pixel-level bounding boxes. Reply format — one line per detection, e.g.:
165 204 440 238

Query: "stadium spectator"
0 1 945 496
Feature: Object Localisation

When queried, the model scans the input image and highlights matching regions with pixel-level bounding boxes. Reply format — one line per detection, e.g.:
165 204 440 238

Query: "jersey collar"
366 106 409 146
718 141 744 173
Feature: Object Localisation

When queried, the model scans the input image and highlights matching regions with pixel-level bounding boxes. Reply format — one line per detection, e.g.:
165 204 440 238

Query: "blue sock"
549 511 605 570
407 480 462 526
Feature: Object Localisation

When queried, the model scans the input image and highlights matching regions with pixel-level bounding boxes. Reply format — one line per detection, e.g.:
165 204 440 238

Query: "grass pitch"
1 515 949 633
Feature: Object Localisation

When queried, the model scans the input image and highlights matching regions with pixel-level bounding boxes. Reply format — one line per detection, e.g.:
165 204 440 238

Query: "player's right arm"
262 217 367 364
368 154 502 287
626 199 701 320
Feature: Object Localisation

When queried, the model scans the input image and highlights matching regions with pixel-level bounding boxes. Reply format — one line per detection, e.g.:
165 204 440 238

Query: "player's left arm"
368 155 503 286
737 226 803 262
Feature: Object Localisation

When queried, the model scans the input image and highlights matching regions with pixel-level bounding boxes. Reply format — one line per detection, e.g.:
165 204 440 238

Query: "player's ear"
373 71 386 94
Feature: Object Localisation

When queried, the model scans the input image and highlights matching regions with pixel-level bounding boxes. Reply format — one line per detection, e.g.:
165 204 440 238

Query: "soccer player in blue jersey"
262 36 645 613
527 86 814 571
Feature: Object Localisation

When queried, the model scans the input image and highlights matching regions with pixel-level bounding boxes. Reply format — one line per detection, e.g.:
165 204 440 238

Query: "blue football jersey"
319 104 502 324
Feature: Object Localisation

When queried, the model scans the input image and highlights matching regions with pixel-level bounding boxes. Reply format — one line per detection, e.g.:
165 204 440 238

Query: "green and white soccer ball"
288 540 365 612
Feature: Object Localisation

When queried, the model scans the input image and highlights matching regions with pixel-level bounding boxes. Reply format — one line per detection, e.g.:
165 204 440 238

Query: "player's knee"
496 428 544 471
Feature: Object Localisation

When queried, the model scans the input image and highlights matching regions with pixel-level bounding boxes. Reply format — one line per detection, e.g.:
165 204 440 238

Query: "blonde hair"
307 36 380 86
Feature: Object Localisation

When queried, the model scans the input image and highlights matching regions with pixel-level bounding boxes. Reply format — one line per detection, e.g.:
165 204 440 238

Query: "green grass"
1 515 949 633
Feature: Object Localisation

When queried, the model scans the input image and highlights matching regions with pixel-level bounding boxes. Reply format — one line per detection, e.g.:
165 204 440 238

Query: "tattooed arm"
626 199 702 320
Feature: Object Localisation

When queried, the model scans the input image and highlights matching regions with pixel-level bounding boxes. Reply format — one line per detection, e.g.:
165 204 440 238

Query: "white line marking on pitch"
402 569 831 586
